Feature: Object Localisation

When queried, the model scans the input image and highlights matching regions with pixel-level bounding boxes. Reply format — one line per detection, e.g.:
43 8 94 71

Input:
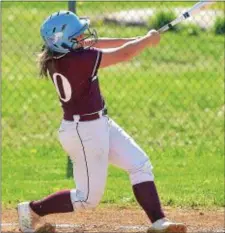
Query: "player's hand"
147 29 158 36
146 30 160 47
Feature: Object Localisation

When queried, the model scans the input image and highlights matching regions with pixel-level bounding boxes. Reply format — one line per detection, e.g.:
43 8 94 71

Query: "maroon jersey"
47 48 104 121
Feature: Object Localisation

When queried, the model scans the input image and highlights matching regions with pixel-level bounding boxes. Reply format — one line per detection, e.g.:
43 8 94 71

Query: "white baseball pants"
58 116 154 211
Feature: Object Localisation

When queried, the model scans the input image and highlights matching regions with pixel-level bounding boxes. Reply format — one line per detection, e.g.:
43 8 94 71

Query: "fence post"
66 0 76 178
68 1 76 13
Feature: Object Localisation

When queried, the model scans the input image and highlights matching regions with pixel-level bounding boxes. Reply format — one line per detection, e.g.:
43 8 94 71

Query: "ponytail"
37 46 54 78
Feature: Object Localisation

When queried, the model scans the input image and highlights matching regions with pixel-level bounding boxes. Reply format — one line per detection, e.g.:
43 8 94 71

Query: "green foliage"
148 10 177 31
182 24 202 36
213 16 225 35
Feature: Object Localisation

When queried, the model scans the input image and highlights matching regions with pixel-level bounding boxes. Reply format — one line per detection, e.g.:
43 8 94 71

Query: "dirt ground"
2 206 224 232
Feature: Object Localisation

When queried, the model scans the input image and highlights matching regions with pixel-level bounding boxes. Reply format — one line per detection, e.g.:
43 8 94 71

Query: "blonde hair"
37 47 54 78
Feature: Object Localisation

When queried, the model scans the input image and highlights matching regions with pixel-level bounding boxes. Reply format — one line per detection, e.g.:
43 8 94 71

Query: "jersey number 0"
52 73 72 102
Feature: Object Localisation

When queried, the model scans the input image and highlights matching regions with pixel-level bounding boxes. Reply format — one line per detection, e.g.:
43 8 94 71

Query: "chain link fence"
2 2 224 179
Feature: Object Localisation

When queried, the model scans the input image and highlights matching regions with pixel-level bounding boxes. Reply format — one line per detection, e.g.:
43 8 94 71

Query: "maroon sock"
29 190 74 217
132 181 165 223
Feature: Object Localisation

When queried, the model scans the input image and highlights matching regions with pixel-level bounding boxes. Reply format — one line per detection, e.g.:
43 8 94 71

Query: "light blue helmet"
40 11 94 54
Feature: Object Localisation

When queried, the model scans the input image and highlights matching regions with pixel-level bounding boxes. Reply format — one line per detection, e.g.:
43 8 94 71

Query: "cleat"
147 218 187 233
17 202 40 232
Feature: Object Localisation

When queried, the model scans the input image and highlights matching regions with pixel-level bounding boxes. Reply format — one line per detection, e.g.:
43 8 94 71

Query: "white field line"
1 222 148 230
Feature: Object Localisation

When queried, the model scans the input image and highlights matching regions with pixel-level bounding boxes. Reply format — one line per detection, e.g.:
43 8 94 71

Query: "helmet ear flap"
71 38 78 50
61 40 78 51
61 43 69 49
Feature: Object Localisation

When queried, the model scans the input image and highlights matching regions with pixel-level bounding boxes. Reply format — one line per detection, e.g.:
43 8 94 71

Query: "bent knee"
70 189 102 211
84 198 100 209
129 160 154 185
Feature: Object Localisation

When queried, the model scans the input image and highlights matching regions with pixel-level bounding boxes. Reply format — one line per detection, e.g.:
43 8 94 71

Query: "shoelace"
21 216 32 230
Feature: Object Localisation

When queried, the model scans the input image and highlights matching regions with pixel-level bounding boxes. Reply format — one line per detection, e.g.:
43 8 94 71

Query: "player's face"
72 28 97 50
75 34 85 48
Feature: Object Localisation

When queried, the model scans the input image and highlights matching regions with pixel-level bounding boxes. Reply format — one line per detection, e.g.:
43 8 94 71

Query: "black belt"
74 109 108 122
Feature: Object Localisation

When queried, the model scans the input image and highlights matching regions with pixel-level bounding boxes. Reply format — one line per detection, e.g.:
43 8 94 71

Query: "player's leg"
58 117 110 211
108 119 187 233
108 119 164 222
18 117 109 232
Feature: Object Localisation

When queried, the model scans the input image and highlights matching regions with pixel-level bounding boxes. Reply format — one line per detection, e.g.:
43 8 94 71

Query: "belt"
73 109 107 122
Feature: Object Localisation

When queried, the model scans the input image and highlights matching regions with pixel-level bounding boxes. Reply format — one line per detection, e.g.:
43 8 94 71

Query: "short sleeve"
90 49 102 77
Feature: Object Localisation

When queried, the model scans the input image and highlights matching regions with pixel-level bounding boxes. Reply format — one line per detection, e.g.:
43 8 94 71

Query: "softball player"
18 11 187 233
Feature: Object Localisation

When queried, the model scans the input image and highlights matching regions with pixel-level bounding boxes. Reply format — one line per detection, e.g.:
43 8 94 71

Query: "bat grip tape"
168 23 173 29
183 12 190 19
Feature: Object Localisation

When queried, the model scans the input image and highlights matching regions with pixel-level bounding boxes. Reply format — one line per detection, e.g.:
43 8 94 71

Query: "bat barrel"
188 0 214 16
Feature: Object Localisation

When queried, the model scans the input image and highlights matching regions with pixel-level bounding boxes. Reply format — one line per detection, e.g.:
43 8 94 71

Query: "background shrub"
182 23 202 36
148 10 177 31
213 16 225 35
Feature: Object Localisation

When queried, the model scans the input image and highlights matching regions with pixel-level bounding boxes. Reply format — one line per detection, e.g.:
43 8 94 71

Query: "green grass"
2 2 224 208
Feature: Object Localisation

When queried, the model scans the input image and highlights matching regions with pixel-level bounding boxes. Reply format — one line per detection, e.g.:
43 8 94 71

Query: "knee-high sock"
132 181 165 223
30 190 74 216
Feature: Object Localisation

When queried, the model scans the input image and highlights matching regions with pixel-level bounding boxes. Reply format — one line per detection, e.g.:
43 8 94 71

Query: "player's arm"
99 30 160 69
88 37 140 49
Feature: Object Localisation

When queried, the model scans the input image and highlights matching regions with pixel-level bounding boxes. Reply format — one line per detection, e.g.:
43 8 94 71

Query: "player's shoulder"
68 47 100 58
62 48 101 66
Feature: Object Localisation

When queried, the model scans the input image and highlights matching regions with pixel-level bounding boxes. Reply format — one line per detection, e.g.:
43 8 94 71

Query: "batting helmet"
40 10 94 54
